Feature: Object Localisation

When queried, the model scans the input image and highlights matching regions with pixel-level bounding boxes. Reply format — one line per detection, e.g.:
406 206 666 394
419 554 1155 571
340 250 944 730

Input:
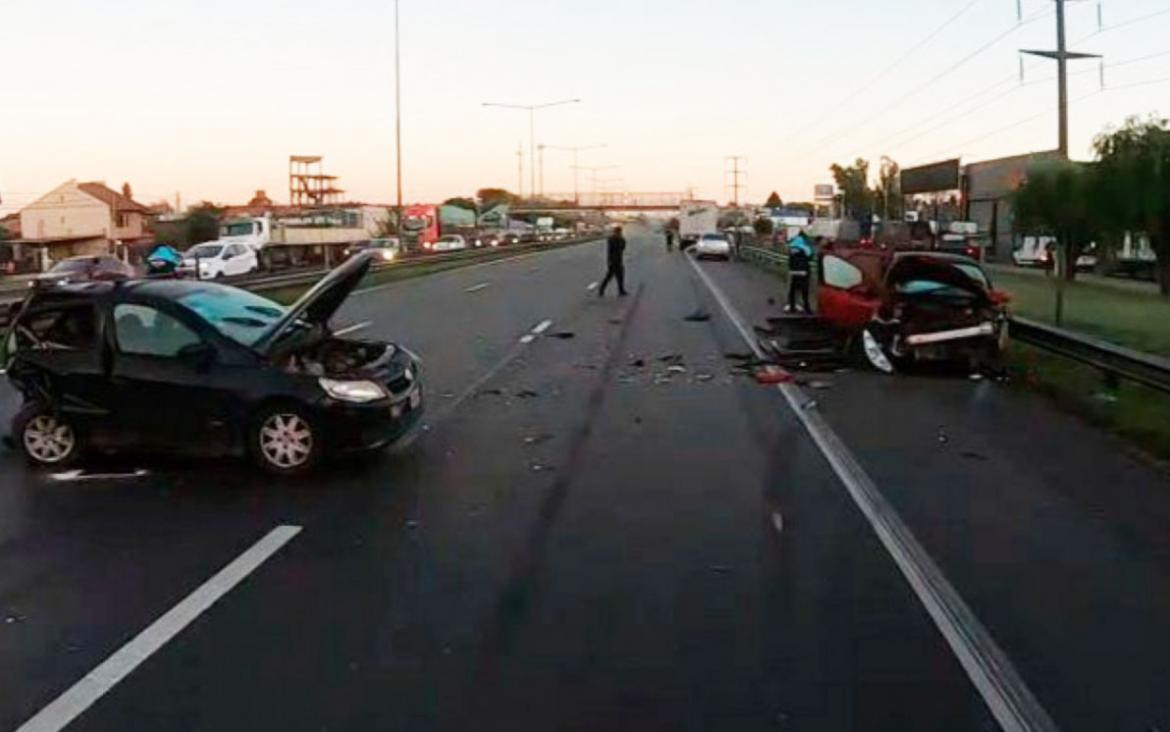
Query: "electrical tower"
725 156 747 206
1020 0 1101 158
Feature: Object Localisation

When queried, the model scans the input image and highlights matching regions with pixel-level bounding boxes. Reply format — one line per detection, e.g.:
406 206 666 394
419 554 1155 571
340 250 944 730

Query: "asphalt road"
1 226 1168 731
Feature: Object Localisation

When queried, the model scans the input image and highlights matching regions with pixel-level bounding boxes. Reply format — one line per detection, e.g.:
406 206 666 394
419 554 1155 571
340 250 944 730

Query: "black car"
35 255 136 288
1 254 422 474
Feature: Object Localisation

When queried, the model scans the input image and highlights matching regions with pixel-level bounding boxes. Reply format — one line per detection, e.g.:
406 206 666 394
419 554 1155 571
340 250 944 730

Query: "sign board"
813 184 835 201
900 159 960 195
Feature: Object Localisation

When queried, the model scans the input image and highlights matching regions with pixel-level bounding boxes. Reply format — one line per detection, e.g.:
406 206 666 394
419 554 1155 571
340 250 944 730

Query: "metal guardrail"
0 236 603 327
1009 317 1170 395
739 245 1170 393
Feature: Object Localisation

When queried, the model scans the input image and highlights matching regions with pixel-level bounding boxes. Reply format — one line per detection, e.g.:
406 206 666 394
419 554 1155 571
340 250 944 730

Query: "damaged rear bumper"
904 322 996 346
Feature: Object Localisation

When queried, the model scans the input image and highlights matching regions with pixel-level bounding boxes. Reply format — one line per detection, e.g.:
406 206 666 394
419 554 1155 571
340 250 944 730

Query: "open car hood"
884 255 990 301
252 253 373 355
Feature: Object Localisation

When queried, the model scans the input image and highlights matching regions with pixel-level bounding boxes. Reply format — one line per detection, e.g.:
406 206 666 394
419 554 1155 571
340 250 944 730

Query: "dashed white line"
519 334 536 344
587 281 599 291
685 255 1058 732
16 525 303 732
532 319 553 335
465 282 491 293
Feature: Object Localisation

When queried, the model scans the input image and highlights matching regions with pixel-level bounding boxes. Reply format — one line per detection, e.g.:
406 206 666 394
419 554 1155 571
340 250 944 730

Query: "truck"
400 204 440 251
678 201 719 247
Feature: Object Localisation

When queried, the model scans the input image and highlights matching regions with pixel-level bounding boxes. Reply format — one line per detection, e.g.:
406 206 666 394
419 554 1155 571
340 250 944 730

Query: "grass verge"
992 269 1170 358
1007 342 1170 463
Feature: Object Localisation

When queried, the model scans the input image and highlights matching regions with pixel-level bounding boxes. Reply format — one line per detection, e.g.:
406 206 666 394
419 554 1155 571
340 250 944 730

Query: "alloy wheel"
259 413 314 470
23 415 76 464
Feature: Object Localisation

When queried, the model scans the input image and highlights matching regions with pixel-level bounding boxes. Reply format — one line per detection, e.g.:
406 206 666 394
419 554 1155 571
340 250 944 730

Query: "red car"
34 255 135 289
817 247 1010 372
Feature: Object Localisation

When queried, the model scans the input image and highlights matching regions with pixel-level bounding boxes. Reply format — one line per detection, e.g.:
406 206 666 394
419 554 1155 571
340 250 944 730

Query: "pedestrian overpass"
512 192 688 214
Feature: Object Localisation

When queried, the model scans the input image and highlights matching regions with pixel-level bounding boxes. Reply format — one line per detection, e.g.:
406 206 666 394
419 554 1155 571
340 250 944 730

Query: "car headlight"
319 378 386 403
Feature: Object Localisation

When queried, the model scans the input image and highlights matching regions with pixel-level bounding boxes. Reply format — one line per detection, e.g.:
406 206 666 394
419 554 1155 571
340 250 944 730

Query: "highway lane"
2 228 995 730
703 256 1170 731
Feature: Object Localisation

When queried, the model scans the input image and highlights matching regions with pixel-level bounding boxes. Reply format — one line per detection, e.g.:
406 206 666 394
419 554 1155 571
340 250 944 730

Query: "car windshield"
177 285 287 346
439 236 458 242
702 234 726 241
224 223 255 236
186 244 223 258
955 263 990 288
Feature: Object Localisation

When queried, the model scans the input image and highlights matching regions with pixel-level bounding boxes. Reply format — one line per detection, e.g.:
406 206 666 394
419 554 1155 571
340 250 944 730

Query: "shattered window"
12 304 96 352
822 255 863 289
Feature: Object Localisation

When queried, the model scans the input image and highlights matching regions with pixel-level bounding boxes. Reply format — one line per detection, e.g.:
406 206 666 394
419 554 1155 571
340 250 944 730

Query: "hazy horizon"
2 0 1169 215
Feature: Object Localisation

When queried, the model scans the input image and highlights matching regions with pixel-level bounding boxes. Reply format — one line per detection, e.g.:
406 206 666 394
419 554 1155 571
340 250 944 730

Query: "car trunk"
882 256 1002 358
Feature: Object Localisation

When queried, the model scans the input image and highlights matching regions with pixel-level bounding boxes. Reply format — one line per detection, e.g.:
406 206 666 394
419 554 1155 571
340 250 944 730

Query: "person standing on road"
665 228 674 252
599 226 628 297
786 230 813 313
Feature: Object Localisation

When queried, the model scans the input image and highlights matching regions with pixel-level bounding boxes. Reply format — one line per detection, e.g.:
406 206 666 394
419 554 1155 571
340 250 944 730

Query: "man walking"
599 225 628 297
665 228 674 252
786 230 813 313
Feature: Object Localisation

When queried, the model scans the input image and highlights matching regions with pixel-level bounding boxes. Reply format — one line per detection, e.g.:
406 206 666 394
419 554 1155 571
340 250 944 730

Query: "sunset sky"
2 0 1169 214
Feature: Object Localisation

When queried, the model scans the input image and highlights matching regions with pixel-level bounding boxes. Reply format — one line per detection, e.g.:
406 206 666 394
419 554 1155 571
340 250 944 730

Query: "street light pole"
482 99 581 199
394 0 403 229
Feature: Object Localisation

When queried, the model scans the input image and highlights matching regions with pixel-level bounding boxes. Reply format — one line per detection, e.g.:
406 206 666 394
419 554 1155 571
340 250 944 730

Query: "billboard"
813 184 835 200
900 159 960 195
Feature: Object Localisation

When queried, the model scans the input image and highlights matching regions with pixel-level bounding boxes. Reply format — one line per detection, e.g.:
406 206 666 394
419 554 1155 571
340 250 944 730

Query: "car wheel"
250 405 320 475
14 403 80 468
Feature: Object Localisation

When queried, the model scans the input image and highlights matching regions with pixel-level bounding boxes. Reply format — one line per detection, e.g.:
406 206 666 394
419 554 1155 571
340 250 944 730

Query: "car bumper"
695 246 731 257
321 384 424 453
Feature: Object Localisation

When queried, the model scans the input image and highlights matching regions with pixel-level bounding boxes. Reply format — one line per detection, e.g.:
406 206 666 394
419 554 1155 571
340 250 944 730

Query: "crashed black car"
1 254 422 474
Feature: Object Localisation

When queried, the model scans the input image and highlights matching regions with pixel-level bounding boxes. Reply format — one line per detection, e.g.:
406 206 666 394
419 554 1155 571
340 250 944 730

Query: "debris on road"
659 353 684 364
961 451 989 461
696 372 715 382
667 365 687 375
524 433 553 445
755 368 795 385
49 469 150 483
609 318 623 325
937 429 949 445
804 380 833 390
630 357 646 368
708 564 732 574
475 388 504 398
771 511 785 535
684 311 712 323
516 389 540 399
547 331 576 340
803 399 818 410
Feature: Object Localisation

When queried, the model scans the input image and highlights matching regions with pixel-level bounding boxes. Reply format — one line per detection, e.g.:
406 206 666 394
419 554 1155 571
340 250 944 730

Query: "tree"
476 188 521 208
1013 159 1098 322
875 157 902 220
443 197 478 212
753 217 774 237
764 191 783 208
830 159 872 220
1093 116 1170 295
186 201 224 246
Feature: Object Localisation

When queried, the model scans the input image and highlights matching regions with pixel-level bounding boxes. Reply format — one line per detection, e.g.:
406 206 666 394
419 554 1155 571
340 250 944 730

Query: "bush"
753 218 774 236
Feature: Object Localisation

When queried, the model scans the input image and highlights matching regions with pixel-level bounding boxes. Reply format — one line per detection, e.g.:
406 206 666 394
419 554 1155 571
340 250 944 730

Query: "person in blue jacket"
786 231 814 313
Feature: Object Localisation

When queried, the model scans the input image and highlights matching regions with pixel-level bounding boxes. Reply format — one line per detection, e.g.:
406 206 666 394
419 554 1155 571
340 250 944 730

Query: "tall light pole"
482 99 581 198
394 0 403 229
572 165 619 201
1021 0 1099 158
544 144 606 205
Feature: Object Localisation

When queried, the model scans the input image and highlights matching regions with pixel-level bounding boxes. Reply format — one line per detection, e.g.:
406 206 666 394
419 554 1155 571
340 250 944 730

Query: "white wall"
20 181 108 240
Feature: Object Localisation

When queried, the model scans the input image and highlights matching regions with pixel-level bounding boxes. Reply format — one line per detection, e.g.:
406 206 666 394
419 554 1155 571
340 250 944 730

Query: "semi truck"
679 201 719 247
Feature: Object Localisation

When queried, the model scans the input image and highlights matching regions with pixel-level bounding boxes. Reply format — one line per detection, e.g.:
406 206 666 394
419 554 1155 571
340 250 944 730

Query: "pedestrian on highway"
786 230 813 313
599 226 628 297
665 229 674 252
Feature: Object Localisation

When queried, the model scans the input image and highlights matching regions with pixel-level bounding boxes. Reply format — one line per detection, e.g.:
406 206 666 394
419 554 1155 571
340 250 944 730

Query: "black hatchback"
1 254 422 474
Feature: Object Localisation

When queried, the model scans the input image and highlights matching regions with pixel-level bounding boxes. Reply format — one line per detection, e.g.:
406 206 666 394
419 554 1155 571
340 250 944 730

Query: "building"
10 180 153 272
963 150 1061 262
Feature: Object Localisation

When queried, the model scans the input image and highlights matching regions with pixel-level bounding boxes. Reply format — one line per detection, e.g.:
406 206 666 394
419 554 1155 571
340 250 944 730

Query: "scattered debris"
806 380 833 390
405 519 420 530
49 469 149 483
524 433 553 446
4 614 22 625
771 511 785 535
937 429 949 445
441 391 456 399
667 365 687 374
709 564 732 574
767 297 776 306
724 352 754 361
684 311 712 323
630 358 646 368
530 462 554 472
475 388 504 398
961 451 989 462
547 331 575 340
969 373 984 382
755 368 795 385
1093 391 1119 404
658 353 684 364
695 372 715 382
609 318 623 325
516 389 540 399
634 416 643 425
803 400 818 410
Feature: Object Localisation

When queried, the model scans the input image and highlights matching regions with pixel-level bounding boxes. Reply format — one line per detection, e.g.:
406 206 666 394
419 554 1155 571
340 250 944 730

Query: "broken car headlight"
319 378 386 403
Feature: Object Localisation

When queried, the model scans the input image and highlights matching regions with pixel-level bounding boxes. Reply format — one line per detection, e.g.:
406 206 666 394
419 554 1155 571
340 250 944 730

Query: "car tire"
249 404 321 476
13 402 81 468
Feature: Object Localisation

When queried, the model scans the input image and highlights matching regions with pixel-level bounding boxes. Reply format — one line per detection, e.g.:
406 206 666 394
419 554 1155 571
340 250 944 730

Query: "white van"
181 242 259 280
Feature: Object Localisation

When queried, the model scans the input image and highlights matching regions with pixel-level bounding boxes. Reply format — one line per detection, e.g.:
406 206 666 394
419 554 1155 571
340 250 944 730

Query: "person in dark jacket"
665 229 674 252
786 231 813 312
599 226 628 297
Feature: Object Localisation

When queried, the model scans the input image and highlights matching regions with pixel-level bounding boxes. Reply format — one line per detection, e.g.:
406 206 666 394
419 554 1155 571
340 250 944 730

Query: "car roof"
121 279 253 301
891 251 980 266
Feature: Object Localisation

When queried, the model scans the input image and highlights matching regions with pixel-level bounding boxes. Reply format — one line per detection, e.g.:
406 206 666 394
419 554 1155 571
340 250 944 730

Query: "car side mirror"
177 342 215 369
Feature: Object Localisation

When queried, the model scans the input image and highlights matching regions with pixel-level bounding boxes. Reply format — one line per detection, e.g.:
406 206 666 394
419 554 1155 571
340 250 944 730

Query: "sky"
2 0 1169 214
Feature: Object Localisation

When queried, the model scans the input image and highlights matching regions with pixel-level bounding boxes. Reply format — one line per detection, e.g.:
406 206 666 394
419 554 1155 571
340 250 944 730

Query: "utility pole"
1021 0 1100 158
545 144 607 205
394 0 403 229
538 144 545 199
725 156 747 206
482 99 581 199
516 144 524 197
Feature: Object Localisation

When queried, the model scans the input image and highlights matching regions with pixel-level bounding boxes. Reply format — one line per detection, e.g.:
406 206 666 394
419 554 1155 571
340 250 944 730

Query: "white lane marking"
587 281 599 291
465 282 491 293
686 256 1058 732
17 525 303 732
49 469 149 483
520 334 536 344
532 319 553 335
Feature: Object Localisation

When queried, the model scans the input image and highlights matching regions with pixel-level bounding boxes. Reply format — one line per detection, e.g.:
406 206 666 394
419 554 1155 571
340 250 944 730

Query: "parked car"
1 254 423 474
429 235 468 252
179 242 259 280
817 247 1010 372
693 232 733 260
345 238 401 263
479 234 501 248
1012 236 1055 268
499 233 521 246
34 256 135 288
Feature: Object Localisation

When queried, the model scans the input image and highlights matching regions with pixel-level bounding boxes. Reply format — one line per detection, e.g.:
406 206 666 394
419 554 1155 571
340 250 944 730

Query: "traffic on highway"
4 2 1170 731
